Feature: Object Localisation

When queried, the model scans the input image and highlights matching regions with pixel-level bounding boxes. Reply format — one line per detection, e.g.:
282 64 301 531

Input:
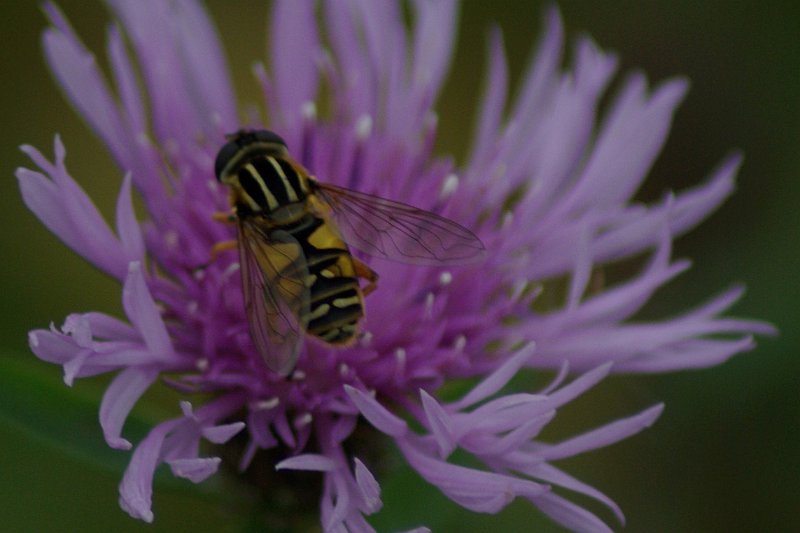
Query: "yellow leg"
210 239 238 261
353 257 379 296
193 211 239 271
213 211 237 224
193 239 238 272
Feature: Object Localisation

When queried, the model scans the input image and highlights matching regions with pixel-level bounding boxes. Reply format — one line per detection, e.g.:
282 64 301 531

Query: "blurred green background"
1 1 797 531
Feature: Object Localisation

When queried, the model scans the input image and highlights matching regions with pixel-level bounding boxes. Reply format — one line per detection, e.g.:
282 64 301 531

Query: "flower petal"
122 262 174 359
118 418 179 523
354 458 382 513
539 404 664 461
399 440 548 513
450 345 536 410
344 385 408 438
269 0 320 134
276 454 337 472
201 422 246 444
17 139 129 280
42 4 130 167
100 366 159 450
533 492 614 533
168 457 221 483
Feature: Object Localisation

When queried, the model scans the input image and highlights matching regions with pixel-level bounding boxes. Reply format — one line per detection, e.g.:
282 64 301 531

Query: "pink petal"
450 345 535 410
168 457 221 483
269 0 320 135
354 458 382 513
344 385 408 438
540 404 663 461
420 389 455 457
119 418 180 523
115 174 145 265
100 366 159 450
400 440 548 513
122 262 173 359
533 492 614 533
201 422 246 444
276 454 337 472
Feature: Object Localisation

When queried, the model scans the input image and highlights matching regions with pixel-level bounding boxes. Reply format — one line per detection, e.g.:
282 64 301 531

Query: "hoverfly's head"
214 129 288 183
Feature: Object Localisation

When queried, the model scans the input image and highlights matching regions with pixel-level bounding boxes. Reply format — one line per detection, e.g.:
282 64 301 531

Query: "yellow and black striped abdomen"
280 212 364 345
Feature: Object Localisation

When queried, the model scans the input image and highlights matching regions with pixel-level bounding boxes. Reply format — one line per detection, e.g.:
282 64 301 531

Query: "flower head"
18 1 774 531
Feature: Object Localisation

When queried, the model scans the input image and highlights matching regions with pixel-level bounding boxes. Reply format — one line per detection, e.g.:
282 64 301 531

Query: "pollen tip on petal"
254 397 280 410
179 400 193 418
440 173 459 198
301 101 317 120
108 437 133 451
295 413 313 428
439 271 453 285
356 115 373 139
360 331 373 346
120 496 154 524
453 335 466 351
53 134 66 163
645 403 666 425
28 331 39 348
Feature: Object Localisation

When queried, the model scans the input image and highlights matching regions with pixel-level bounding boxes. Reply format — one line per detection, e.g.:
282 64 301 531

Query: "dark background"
1 1 797 531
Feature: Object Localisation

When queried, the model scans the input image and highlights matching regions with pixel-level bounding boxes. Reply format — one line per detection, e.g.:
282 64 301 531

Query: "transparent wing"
238 221 310 376
316 183 485 265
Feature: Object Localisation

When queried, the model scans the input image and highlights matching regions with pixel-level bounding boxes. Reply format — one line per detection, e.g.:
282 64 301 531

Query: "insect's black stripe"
237 168 269 210
281 213 324 240
306 288 363 333
275 158 304 197
251 157 290 206
309 275 360 303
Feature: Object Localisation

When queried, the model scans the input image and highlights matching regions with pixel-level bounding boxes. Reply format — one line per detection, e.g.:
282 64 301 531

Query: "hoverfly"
214 130 484 376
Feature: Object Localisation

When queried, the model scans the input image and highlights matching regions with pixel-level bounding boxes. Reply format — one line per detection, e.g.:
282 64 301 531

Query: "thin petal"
344 385 408 438
420 390 455 457
539 404 663 461
467 27 508 174
450 345 535 410
171 0 238 132
534 492 614 533
354 458 382 513
399 440 548 513
42 5 129 165
122 262 173 358
107 0 200 146
119 418 180 523
115 173 145 264
168 457 221 483
277 454 337 472
17 141 128 280
100 366 159 450
201 422 246 444
270 0 320 133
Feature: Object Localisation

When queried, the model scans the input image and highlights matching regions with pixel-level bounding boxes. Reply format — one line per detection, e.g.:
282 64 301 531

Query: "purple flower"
17 1 774 531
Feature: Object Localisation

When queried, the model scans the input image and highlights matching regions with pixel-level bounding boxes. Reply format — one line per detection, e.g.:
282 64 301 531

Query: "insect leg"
212 211 237 224
353 257 379 296
193 239 238 272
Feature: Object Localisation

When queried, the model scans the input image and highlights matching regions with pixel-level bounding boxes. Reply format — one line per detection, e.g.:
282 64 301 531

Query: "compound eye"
214 139 241 181
253 130 287 147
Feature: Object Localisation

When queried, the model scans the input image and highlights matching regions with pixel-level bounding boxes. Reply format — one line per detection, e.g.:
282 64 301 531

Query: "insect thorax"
228 153 311 217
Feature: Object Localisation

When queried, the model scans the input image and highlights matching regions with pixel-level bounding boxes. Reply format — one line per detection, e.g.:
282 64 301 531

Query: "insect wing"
316 183 485 265
238 221 310 376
